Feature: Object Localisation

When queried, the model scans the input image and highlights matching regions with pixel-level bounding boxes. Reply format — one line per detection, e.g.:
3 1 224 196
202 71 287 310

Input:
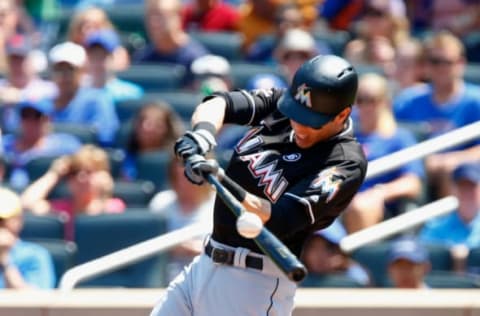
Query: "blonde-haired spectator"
21 145 126 240
344 73 424 233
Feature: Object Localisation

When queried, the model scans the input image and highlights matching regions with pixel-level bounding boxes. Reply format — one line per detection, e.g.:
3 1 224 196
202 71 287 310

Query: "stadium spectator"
121 102 184 181
2 99 81 190
343 73 424 233
0 187 55 289
419 162 480 249
431 0 480 38
21 144 126 240
274 28 318 83
48 41 119 147
393 31 480 198
390 37 426 95
190 54 232 93
237 0 287 52
83 29 144 103
0 34 57 132
246 3 310 63
387 238 430 289
135 0 208 86
181 0 240 32
67 6 130 71
0 0 21 73
149 156 214 282
344 0 410 76
301 219 371 287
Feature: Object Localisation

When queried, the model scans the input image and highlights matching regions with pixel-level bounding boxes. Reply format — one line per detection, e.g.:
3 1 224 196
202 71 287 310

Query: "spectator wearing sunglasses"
1 99 81 190
343 73 424 233
393 31 480 199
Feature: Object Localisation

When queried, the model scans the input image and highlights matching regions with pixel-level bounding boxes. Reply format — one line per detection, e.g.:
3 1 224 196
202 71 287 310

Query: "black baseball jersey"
209 88 367 257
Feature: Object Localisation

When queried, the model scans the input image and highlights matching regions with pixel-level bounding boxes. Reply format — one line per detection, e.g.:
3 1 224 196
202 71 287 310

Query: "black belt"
205 241 263 270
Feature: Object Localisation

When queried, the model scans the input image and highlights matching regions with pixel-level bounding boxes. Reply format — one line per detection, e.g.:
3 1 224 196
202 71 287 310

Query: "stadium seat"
301 273 366 288
74 212 168 287
464 63 480 84
116 63 186 92
230 62 285 90
21 213 66 240
113 180 156 207
25 238 78 288
25 156 58 182
115 91 201 124
106 148 126 179
425 271 480 288
466 246 480 274
52 123 98 144
190 31 244 61
135 150 171 190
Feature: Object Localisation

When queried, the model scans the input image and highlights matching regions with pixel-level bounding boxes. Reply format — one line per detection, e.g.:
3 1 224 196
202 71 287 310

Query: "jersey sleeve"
265 159 366 239
206 88 285 126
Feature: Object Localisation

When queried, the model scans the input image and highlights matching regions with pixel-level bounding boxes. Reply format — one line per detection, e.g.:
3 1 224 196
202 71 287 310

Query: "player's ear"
334 107 351 125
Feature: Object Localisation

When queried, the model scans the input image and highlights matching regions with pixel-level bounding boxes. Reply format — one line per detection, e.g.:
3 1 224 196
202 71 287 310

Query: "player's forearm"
191 97 227 134
379 174 422 202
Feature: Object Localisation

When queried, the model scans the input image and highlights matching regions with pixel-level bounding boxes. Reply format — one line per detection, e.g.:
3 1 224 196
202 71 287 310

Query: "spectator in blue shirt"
84 29 144 103
419 162 480 249
134 0 209 86
48 41 119 147
393 31 480 198
0 187 55 289
2 99 81 190
344 73 424 233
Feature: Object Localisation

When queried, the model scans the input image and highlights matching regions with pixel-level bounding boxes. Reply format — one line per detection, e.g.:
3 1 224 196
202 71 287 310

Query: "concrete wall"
0 289 479 316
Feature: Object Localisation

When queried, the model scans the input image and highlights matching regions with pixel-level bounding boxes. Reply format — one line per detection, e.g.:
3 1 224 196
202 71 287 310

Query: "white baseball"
236 212 263 239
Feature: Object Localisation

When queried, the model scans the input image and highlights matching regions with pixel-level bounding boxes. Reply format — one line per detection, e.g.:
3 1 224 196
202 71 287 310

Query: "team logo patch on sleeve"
309 167 345 203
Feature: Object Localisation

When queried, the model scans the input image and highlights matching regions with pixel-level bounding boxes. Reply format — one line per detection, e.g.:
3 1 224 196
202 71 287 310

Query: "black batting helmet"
278 54 358 129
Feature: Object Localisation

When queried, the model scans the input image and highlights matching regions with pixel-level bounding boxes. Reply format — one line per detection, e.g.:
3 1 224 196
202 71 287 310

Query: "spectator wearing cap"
190 54 231 93
246 3 330 63
84 29 144 103
134 0 209 86
2 99 81 190
181 0 240 32
419 162 480 249
387 238 430 289
67 6 130 71
0 34 57 132
301 219 371 287
0 187 55 289
48 41 119 147
274 28 319 83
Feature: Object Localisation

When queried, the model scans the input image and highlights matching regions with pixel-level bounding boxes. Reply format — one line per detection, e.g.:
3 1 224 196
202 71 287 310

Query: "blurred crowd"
0 0 479 290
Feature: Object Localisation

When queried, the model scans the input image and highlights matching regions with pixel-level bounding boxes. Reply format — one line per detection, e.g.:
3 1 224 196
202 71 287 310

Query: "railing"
58 121 480 291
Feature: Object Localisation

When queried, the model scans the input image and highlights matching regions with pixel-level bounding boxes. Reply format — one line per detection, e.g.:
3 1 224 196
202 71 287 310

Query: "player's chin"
294 137 314 149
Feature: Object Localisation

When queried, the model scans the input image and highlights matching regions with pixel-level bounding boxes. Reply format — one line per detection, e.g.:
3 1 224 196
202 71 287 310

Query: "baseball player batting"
150 54 367 316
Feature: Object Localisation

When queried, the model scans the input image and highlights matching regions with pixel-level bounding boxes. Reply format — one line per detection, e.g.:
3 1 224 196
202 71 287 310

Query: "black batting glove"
174 129 216 160
184 154 219 185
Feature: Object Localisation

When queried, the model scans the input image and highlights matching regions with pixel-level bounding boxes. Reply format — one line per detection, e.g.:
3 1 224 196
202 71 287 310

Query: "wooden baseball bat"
206 172 308 283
